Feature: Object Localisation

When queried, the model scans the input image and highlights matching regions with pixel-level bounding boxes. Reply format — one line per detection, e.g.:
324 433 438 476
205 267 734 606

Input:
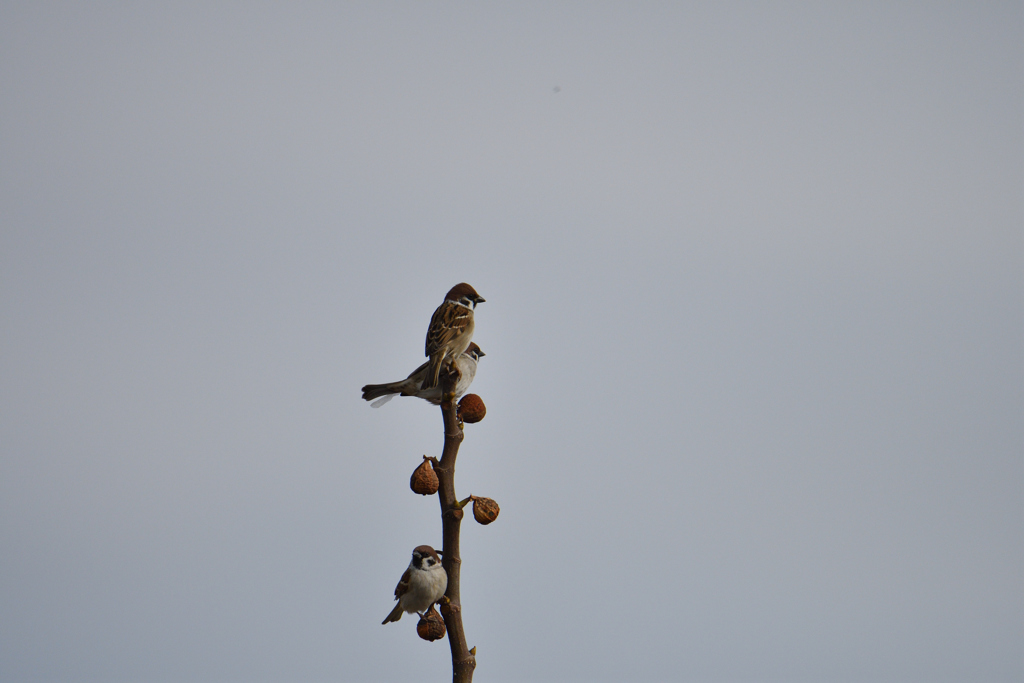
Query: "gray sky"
1 2 1021 682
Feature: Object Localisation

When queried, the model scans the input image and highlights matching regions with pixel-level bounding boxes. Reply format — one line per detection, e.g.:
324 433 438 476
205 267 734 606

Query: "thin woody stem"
436 374 475 683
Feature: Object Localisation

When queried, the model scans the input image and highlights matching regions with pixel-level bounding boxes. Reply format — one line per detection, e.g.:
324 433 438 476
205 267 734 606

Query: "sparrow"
422 283 485 390
382 545 448 624
362 343 484 407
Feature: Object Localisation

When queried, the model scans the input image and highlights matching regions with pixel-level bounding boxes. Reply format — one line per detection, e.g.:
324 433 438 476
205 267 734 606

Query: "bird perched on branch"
422 283 485 390
362 343 484 407
382 545 448 624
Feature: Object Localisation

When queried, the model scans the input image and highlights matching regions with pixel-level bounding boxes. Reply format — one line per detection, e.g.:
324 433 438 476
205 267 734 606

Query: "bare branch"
435 372 476 683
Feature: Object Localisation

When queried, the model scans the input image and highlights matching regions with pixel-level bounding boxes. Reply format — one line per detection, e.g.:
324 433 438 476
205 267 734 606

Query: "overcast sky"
1 2 1021 682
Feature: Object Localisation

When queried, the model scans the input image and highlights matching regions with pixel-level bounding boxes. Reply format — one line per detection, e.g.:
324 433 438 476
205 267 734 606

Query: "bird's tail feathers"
382 603 404 624
361 381 403 403
422 356 445 390
370 394 395 408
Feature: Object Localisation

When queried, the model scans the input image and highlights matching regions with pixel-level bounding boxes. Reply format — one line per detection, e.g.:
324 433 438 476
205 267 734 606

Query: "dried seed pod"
410 457 439 496
471 496 500 525
416 605 446 641
458 394 486 423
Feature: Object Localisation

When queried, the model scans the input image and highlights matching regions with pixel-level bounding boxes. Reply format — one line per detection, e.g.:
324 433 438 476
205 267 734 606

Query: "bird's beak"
475 296 486 306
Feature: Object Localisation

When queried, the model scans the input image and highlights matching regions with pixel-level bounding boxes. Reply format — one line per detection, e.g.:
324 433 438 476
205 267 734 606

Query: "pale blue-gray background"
1 2 1021 682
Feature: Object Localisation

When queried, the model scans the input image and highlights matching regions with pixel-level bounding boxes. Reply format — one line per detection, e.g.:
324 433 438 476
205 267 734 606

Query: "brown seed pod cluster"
410 457 439 496
471 496 500 525
416 605 446 641
458 393 486 423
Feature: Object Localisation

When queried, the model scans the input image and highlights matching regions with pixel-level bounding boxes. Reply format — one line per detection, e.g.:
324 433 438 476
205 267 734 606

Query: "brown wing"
404 360 430 380
394 568 412 599
425 301 474 357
